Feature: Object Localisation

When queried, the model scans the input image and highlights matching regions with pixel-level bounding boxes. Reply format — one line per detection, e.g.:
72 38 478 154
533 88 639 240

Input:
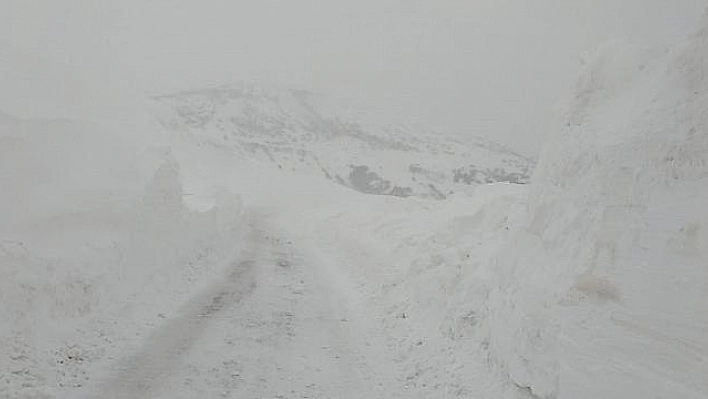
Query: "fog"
2 0 705 154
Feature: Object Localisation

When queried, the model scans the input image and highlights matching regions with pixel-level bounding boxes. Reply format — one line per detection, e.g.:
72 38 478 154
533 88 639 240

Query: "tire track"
94 216 265 399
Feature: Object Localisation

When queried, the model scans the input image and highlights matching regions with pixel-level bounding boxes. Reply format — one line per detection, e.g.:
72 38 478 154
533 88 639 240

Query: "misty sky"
2 0 705 155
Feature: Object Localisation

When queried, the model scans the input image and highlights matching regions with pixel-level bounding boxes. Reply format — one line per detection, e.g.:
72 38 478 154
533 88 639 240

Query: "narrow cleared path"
93 211 402 399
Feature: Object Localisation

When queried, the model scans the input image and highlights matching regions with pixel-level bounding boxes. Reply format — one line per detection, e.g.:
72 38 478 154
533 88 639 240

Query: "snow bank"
486 12 708 399
290 183 530 398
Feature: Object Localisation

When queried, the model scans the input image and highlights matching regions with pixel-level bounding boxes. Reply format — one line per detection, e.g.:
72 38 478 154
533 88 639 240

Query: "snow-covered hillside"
153 86 534 199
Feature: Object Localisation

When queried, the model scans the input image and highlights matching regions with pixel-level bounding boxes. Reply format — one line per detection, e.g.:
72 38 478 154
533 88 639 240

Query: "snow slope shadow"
93 215 265 399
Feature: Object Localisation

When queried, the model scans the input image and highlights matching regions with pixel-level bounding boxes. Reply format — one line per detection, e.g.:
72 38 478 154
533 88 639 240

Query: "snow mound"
486 12 708 399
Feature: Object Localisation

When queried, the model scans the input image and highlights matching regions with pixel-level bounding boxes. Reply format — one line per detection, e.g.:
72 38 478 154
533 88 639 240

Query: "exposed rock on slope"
153 86 534 199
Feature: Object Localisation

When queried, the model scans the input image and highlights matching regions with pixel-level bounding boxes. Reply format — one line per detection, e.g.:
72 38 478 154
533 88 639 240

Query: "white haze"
1 0 705 155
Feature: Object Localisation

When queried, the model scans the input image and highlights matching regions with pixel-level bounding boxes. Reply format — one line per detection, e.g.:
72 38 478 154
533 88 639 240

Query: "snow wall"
487 10 708 399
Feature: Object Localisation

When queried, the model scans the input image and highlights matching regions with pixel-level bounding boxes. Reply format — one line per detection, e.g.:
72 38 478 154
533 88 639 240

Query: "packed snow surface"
2 11 708 399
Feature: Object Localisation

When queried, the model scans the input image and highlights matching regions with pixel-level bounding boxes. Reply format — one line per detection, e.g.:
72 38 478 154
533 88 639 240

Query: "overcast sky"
2 1 705 155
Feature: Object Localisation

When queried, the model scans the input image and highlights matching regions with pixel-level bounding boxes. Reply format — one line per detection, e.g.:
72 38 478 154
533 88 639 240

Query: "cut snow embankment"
484 14 708 399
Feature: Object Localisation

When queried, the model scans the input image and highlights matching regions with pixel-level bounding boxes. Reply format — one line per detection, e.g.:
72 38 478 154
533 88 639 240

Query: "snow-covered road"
92 210 403 399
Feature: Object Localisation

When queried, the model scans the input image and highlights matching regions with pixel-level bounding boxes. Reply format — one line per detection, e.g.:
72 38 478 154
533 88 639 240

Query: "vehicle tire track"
94 216 265 399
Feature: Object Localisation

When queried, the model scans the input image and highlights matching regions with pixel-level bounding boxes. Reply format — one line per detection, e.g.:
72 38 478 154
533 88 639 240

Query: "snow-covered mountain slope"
483 12 708 399
153 86 534 199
